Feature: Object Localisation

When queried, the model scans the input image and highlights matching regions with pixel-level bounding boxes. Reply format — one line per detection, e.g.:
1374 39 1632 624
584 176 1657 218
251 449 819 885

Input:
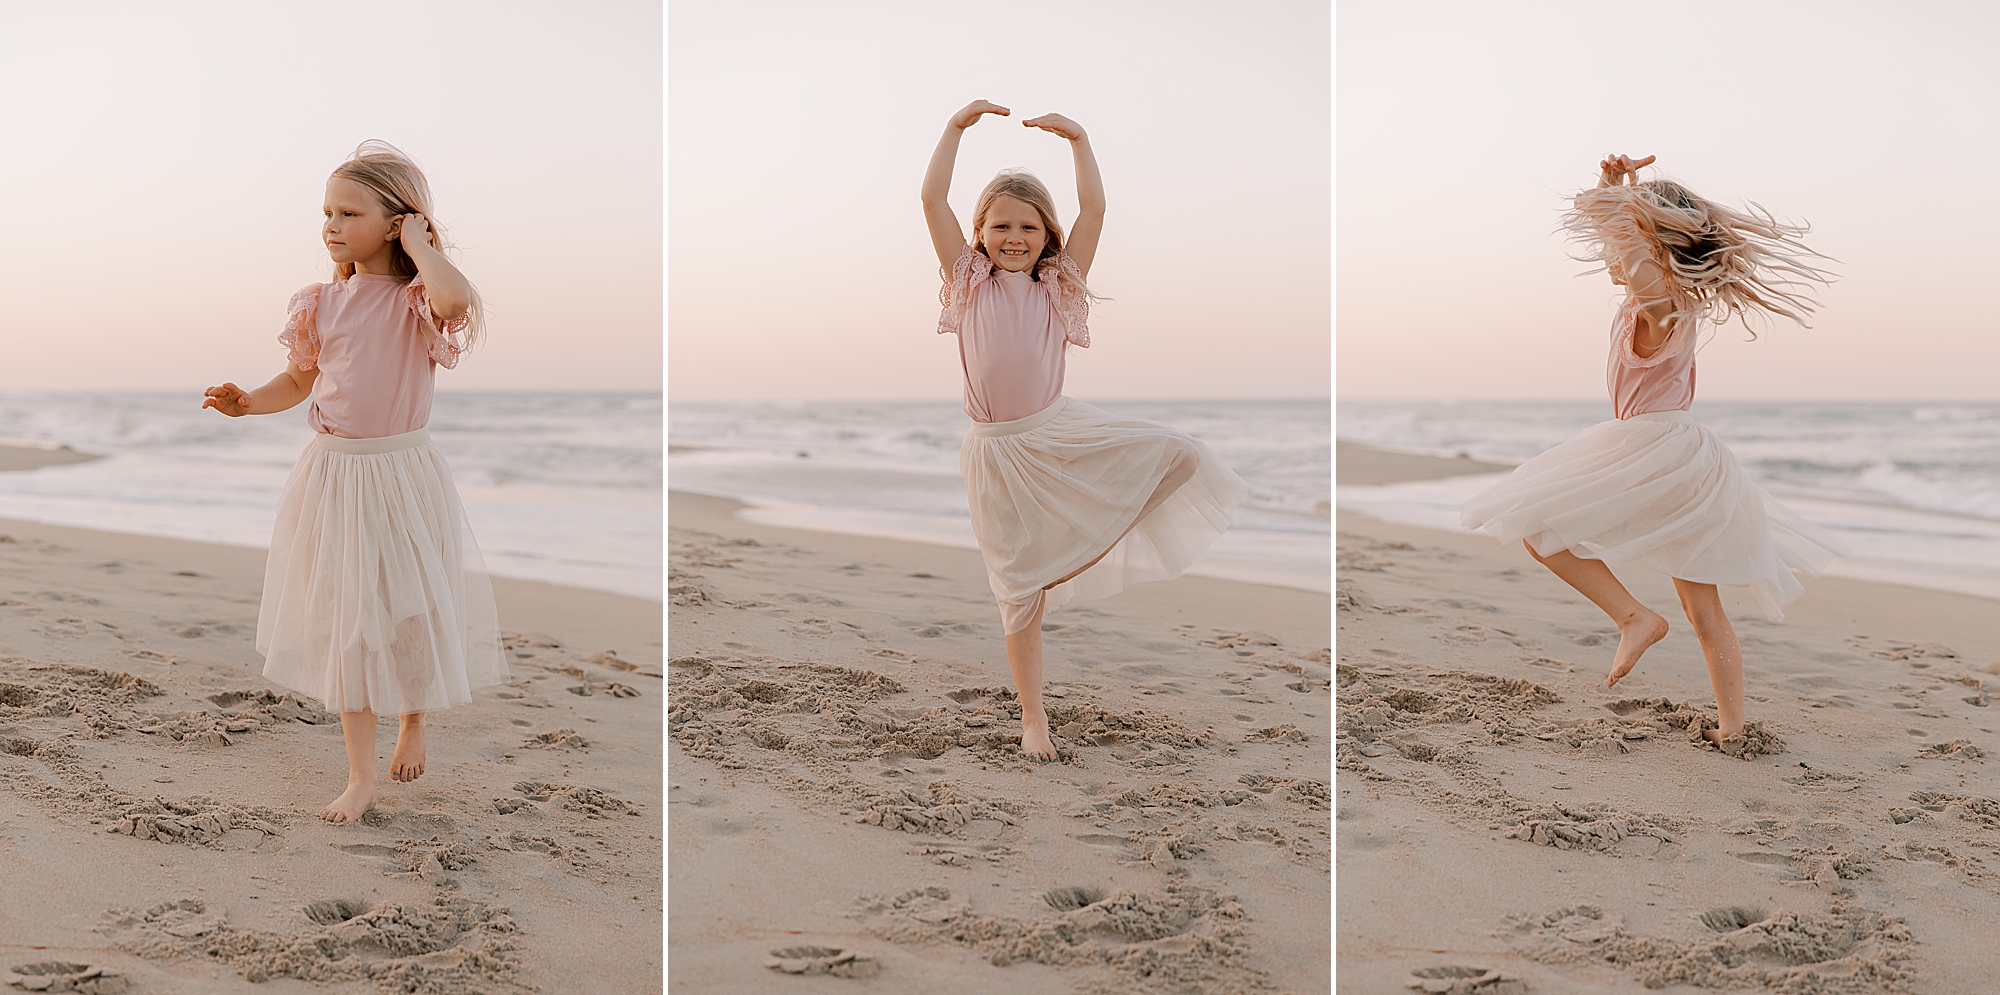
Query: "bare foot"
1605 610 1669 687
1019 711 1059 762
320 781 375 824
390 716 426 783
1701 725 1744 744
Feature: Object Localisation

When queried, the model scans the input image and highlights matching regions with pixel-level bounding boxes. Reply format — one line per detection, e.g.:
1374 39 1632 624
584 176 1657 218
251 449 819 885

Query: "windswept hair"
968 169 1099 301
330 140 486 349
1564 178 1834 338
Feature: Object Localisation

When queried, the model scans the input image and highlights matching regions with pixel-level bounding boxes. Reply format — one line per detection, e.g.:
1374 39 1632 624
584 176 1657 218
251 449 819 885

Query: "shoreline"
669 486 1331 596
0 439 662 603
1337 438 2000 606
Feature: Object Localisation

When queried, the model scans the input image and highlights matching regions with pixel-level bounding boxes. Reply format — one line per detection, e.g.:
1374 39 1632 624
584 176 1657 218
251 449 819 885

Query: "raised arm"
1024 113 1104 279
391 214 473 327
1590 153 1677 357
923 100 1010 269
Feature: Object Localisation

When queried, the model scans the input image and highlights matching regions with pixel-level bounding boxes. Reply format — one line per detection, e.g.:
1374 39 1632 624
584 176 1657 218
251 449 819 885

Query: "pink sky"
0 3 660 392
1339 1 2000 402
667 2 1330 403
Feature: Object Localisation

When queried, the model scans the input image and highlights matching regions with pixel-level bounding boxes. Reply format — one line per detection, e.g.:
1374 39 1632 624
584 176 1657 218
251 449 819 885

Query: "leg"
1004 597 1059 762
1673 579 1745 741
1046 442 1198 590
1523 541 1669 687
321 709 378 824
391 711 427 783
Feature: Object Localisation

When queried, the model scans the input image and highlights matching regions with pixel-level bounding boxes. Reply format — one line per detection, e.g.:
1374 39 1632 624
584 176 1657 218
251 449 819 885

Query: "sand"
1336 440 1510 487
1336 442 2000 994
666 490 1333 993
0 492 663 992
0 442 101 474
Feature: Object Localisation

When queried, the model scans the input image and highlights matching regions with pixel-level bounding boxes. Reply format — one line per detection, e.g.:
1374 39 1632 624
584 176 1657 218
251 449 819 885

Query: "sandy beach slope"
0 510 663 994
667 490 1332 993
1336 443 2000 995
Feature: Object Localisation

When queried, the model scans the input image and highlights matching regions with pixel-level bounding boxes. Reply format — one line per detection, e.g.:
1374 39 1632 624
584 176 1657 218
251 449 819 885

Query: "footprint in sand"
302 898 370 925
763 945 879 978
1404 965 1525 995
1698 906 1765 932
1072 834 1128 848
1042 886 1105 910
4 961 128 993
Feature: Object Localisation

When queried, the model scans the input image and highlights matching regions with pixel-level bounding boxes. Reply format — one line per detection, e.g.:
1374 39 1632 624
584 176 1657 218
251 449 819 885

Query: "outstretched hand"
1022 113 1085 141
1599 153 1657 185
202 383 252 417
951 100 1010 130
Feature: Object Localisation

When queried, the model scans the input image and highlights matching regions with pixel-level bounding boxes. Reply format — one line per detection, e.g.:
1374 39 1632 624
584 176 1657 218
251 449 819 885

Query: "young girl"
203 141 509 822
922 99 1249 761
1461 153 1846 743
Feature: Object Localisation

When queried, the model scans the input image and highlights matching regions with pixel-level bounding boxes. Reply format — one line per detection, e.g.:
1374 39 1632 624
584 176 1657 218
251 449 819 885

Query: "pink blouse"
278 273 468 439
937 244 1090 424
1607 293 1697 420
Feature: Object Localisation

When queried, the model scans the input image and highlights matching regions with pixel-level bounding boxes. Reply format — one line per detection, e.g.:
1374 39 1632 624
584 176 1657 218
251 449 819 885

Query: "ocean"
666 399 1331 593
1337 400 2000 601
0 392 662 601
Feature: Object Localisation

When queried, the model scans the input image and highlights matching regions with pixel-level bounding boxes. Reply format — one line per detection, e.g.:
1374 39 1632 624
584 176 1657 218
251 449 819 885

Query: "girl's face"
980 195 1049 272
323 178 398 270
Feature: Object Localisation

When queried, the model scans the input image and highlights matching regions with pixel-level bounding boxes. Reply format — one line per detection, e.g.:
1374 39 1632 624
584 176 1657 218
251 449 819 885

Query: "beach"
666 490 1333 993
0 450 664 993
1336 442 2000 994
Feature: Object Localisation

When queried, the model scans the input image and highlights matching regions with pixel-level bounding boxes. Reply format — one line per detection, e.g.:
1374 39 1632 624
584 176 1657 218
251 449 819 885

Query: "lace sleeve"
405 275 469 369
1611 295 1693 370
936 244 991 335
1038 252 1091 348
277 283 323 370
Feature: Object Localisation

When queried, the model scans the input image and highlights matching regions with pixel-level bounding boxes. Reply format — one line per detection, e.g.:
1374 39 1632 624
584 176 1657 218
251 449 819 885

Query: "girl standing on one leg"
1462 153 1847 743
923 100 1249 761
204 141 509 822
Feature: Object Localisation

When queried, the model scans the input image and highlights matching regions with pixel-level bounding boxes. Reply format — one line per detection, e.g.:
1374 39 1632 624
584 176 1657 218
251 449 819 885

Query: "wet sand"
667 490 1332 993
1337 443 2000 994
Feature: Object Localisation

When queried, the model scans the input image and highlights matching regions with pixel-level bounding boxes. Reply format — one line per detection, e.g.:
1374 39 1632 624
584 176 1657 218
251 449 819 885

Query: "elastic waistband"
969 397 1066 437
312 427 431 454
1621 409 1695 425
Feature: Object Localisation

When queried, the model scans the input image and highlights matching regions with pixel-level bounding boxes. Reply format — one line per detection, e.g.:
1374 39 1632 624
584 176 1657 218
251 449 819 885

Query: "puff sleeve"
277 283 324 370
936 243 993 335
1610 298 1695 370
1037 251 1091 348
405 275 469 369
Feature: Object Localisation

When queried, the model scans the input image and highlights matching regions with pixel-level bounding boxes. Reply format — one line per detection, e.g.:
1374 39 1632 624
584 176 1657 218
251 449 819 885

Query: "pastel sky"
667 1 1331 404
1340 1 2000 402
0 2 661 393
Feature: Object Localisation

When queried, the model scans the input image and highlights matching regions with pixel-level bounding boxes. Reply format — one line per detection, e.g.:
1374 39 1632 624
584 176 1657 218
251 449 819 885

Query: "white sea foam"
668 399 1331 594
0 392 662 600
1339 400 2000 603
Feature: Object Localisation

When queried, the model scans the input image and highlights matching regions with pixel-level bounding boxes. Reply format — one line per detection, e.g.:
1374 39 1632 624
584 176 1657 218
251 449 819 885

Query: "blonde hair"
966 168 1099 309
1564 178 1834 338
329 140 486 348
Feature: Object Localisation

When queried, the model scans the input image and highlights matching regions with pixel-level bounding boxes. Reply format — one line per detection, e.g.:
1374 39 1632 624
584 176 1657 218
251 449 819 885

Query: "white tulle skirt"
961 397 1249 634
1459 410 1848 620
256 428 509 715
